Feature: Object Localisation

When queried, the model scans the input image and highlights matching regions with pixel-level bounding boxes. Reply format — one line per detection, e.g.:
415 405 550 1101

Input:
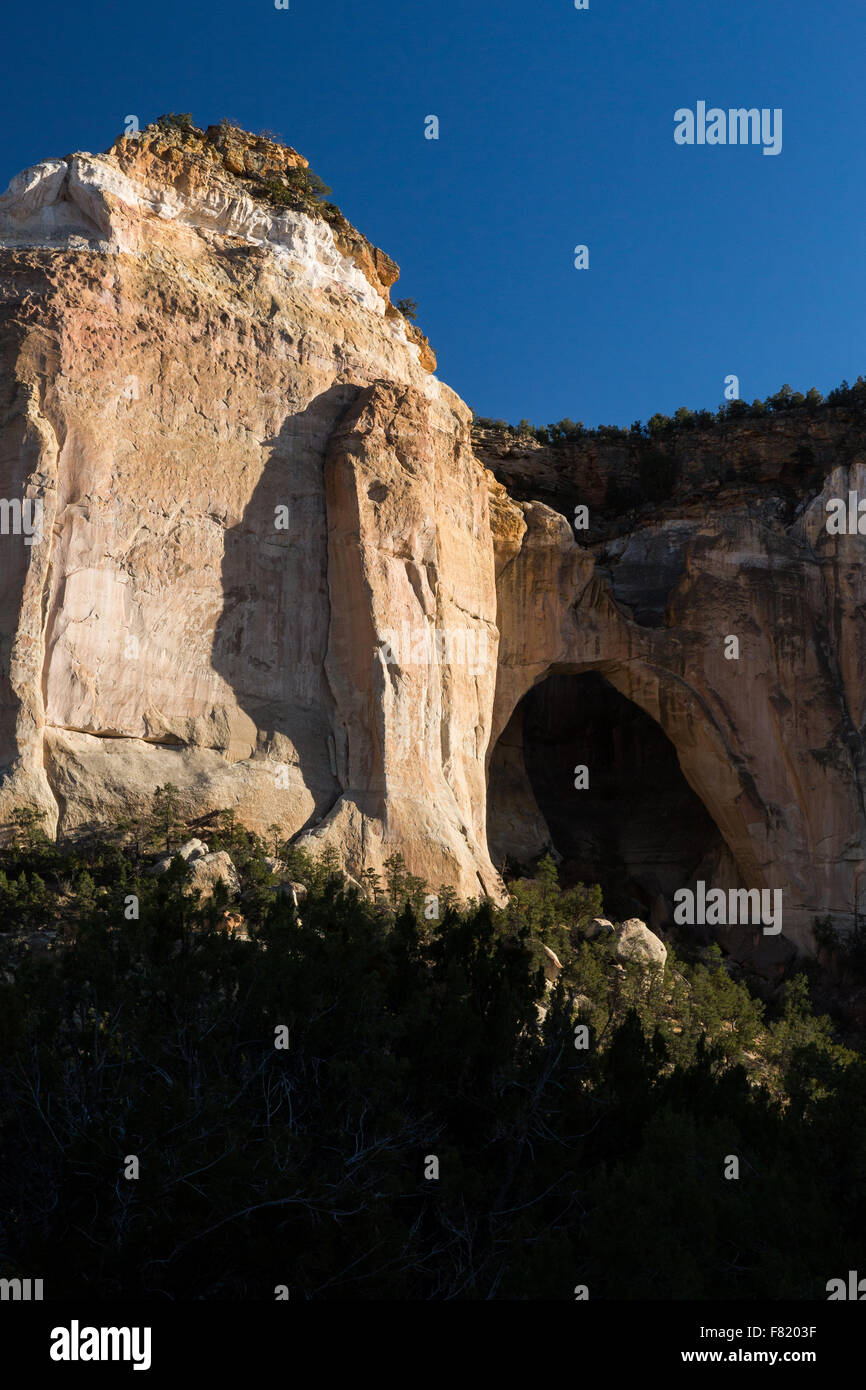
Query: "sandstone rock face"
1 119 864 956
483 460 866 955
0 119 499 902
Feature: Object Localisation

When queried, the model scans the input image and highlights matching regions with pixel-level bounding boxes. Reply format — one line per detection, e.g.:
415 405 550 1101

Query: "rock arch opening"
487 670 728 927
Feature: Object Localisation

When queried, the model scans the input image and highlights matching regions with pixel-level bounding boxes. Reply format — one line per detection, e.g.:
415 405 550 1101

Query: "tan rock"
151 836 208 874
615 919 668 968
187 850 239 898
220 910 248 939
175 837 208 862
1 118 864 961
0 120 484 893
541 943 562 981
587 918 615 938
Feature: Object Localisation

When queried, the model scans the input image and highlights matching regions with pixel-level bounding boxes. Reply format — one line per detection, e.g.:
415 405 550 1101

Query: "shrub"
647 412 673 435
0 815 864 1299
156 112 195 132
258 168 335 217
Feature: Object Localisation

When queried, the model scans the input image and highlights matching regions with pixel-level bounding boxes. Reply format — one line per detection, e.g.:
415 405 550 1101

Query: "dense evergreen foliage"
474 375 866 446
0 818 863 1300
256 168 343 224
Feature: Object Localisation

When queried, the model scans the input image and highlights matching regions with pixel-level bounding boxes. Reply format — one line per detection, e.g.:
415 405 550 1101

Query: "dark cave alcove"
487 671 727 925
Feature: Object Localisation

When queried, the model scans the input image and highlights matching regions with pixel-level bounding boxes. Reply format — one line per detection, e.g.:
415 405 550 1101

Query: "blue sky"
2 0 863 427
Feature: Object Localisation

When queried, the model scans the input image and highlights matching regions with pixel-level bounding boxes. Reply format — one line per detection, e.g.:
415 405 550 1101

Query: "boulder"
541 943 562 981
614 918 667 968
150 837 210 875
586 917 615 939
271 880 307 909
175 837 208 862
187 850 240 898
219 910 249 941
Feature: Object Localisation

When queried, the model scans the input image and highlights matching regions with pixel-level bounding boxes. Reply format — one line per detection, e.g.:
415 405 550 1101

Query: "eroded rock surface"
0 118 497 901
1 118 864 954
483 454 866 955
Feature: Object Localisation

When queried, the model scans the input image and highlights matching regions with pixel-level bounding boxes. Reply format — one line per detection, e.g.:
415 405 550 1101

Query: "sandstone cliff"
1 118 863 958
478 418 866 960
0 118 495 900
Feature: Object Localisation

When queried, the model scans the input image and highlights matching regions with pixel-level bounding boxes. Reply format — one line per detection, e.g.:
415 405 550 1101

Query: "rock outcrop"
150 837 239 897
614 919 668 969
1 117 864 957
480 426 866 959
0 118 499 901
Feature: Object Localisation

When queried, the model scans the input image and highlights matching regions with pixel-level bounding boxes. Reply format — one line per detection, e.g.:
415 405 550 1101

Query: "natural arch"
487 668 743 933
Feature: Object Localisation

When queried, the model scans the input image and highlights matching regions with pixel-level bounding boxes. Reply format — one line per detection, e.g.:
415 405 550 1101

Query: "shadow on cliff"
488 668 799 977
210 383 362 833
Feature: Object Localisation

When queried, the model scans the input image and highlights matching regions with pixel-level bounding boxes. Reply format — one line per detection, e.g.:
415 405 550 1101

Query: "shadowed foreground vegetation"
0 811 864 1300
